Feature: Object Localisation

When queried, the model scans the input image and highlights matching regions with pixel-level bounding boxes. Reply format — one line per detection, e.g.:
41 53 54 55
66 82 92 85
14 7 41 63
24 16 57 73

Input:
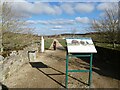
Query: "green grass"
3 32 40 51
95 42 120 51
57 39 66 47
44 38 53 49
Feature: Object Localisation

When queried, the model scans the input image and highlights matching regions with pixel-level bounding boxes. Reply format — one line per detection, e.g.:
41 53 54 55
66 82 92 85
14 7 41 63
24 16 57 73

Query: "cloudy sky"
2 0 119 35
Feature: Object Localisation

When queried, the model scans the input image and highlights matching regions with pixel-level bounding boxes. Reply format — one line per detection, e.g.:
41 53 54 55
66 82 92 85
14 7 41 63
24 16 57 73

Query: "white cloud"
4 1 33 18
75 3 94 13
75 17 90 23
25 19 75 25
97 2 118 11
97 2 118 17
3 1 96 17
26 20 37 24
60 3 75 14
41 19 75 25
53 5 62 15
11 2 61 15
34 2 62 15
38 21 49 25
4 1 62 17
52 25 63 29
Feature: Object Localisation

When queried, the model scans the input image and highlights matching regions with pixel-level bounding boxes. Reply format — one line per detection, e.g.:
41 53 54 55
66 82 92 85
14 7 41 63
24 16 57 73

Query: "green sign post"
65 38 97 88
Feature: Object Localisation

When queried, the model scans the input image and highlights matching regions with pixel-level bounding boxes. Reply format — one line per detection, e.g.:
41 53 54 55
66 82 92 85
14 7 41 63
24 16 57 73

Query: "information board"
66 38 97 53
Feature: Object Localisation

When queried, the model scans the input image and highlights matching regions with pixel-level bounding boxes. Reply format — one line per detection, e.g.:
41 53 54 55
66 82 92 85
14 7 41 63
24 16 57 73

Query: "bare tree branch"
91 3 119 48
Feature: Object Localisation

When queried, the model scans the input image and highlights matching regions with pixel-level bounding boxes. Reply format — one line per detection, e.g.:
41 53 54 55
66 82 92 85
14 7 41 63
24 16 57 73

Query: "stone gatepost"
41 36 44 53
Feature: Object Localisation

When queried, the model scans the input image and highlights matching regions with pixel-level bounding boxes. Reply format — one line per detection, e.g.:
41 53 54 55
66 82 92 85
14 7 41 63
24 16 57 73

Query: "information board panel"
66 38 97 53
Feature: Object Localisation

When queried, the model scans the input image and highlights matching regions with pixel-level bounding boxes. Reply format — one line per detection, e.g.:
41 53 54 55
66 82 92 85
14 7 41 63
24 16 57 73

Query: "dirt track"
3 39 120 88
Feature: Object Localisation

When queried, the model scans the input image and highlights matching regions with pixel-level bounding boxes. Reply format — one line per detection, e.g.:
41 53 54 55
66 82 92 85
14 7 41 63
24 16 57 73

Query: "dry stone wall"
0 43 39 83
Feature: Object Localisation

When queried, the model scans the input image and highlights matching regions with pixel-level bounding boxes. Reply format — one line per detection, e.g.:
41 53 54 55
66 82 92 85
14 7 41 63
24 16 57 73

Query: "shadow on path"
30 62 88 88
29 62 48 68
0 82 8 90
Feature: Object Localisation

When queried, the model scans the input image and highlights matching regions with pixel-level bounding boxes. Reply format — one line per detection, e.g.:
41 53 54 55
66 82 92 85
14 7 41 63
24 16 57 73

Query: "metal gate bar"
65 53 93 88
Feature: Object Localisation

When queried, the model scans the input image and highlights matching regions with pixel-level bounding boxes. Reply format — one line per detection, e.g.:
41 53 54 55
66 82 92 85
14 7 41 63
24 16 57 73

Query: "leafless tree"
91 3 119 48
2 2 31 33
1 2 34 52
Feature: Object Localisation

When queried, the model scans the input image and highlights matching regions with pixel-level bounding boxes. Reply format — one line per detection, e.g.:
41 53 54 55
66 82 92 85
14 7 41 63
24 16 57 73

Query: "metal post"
88 53 93 87
65 53 69 88
65 53 93 88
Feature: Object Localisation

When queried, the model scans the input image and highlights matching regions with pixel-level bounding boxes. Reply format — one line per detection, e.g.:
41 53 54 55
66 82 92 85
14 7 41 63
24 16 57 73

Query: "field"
2 32 120 51
44 38 53 49
2 32 120 57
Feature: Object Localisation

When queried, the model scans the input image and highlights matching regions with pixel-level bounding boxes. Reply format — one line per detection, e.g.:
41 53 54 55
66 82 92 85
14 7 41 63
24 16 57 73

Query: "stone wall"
0 43 39 82
0 28 3 52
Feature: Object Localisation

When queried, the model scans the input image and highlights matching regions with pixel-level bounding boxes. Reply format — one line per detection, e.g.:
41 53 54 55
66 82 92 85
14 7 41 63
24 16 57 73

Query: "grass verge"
57 39 66 48
44 38 53 49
